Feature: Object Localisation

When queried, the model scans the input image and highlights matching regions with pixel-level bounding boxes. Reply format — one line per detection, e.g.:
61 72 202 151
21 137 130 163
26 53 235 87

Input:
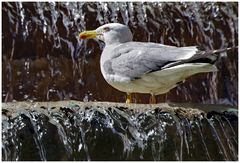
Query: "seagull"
79 23 234 104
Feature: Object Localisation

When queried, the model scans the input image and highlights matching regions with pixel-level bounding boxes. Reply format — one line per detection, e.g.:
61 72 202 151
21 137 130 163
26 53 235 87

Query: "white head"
79 23 133 45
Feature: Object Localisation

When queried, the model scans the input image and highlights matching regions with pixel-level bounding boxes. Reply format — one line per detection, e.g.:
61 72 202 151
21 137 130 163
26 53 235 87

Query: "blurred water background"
2 2 238 105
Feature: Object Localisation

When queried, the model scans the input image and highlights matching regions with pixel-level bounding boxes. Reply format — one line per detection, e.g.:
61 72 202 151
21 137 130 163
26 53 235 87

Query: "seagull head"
79 23 133 45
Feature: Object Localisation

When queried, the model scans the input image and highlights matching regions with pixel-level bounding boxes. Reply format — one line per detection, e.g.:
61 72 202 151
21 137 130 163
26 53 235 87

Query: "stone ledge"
2 101 237 120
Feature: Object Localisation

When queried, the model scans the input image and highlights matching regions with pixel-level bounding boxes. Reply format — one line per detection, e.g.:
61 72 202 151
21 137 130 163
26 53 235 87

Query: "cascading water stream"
1 2 238 161
2 102 238 161
2 2 238 105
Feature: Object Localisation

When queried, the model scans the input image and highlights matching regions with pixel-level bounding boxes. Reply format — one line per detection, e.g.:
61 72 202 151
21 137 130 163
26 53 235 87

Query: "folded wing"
102 42 216 80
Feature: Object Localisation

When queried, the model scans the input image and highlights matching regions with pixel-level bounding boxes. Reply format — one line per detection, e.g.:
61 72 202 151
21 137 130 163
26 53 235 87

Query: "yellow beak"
79 30 97 39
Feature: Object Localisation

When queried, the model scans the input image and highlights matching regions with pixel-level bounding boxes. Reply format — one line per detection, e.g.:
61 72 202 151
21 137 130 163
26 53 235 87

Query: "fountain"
2 2 238 161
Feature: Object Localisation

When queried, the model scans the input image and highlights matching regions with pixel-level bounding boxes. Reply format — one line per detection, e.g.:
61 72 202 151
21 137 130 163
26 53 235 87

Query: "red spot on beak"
80 35 86 39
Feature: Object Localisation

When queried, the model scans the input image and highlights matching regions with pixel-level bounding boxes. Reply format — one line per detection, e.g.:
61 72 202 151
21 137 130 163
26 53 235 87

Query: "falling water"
2 2 238 105
2 102 238 161
1 2 238 161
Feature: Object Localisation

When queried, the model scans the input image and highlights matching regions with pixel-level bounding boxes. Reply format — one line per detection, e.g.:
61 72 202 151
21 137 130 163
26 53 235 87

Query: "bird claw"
126 93 132 103
149 94 157 104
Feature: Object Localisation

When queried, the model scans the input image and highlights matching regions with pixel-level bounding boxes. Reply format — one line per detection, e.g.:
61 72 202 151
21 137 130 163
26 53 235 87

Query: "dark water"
2 2 238 105
2 103 238 161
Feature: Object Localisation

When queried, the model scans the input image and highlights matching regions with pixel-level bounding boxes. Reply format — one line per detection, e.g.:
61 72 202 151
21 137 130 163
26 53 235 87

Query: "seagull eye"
103 27 110 32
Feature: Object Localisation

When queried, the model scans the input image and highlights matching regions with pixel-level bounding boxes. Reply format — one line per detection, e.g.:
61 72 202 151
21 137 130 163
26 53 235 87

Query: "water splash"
2 104 238 161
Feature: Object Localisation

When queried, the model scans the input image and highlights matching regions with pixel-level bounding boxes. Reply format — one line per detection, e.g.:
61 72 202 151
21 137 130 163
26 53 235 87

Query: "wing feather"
103 42 212 80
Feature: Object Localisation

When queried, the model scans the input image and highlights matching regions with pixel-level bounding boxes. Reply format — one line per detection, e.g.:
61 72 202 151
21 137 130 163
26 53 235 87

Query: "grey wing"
107 50 167 80
120 42 199 60
104 42 199 80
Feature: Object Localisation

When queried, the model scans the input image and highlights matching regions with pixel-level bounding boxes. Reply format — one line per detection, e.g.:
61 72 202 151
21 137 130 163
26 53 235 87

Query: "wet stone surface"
2 101 238 161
